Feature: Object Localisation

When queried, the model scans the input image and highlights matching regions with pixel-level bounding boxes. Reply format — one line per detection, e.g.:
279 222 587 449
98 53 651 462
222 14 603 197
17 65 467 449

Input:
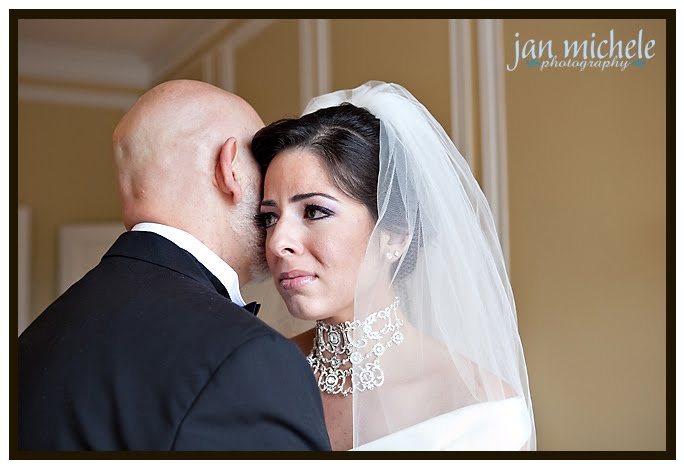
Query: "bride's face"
259 148 375 324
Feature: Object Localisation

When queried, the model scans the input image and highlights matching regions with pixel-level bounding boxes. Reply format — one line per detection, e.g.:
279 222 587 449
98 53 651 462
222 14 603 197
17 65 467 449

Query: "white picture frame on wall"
58 223 125 295
18 206 31 335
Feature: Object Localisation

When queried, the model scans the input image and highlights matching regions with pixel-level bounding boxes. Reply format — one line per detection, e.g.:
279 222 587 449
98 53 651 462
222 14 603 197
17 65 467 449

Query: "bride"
252 81 536 451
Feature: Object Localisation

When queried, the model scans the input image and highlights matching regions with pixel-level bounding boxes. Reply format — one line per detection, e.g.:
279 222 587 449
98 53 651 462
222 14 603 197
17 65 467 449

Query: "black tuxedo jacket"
19 231 330 451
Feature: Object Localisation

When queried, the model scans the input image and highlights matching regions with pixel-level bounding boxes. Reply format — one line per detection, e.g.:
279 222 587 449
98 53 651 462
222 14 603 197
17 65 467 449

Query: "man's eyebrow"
260 192 340 207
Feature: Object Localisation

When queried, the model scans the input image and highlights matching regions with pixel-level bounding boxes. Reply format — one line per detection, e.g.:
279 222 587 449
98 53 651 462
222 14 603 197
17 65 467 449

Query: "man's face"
231 150 269 283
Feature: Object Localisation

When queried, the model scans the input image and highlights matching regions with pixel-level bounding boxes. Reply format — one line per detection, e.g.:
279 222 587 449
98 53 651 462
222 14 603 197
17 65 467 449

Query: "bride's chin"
283 298 325 322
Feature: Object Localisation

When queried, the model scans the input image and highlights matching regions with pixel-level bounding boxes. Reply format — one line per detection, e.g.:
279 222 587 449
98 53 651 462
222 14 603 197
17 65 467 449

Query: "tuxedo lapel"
103 231 230 300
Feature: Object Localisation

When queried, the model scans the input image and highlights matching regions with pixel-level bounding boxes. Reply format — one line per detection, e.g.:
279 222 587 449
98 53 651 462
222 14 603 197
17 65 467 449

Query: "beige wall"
235 20 301 124
18 100 124 319
17 18 667 451
331 20 452 135
504 19 666 450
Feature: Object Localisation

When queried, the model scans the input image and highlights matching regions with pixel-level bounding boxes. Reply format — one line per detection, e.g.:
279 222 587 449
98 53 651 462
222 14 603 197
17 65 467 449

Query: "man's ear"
216 137 242 205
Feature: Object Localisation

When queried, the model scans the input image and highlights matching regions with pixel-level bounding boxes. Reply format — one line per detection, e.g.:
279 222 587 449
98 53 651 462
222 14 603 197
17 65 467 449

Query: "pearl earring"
385 250 401 260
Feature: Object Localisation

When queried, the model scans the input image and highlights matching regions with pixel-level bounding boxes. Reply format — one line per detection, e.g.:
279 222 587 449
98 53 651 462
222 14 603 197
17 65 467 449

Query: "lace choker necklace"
306 297 404 396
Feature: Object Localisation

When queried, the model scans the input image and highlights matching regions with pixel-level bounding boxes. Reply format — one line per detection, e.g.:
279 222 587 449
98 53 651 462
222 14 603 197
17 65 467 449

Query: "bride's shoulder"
409 333 516 399
290 328 315 356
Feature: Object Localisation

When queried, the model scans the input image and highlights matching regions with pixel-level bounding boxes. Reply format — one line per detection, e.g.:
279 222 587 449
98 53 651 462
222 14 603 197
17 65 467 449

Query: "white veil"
303 81 535 451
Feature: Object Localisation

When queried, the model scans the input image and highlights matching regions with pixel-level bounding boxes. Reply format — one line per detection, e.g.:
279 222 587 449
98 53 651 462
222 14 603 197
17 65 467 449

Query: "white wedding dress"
351 397 532 451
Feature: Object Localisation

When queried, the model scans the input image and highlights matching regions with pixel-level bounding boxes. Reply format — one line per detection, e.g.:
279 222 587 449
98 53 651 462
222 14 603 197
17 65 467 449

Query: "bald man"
18 80 331 451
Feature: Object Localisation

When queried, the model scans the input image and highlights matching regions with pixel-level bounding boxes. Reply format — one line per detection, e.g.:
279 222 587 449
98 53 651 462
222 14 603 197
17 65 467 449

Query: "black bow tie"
243 301 261 316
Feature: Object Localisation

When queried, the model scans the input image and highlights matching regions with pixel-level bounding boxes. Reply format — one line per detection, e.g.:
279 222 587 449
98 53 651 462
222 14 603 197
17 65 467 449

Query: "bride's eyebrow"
260 192 339 208
291 192 339 203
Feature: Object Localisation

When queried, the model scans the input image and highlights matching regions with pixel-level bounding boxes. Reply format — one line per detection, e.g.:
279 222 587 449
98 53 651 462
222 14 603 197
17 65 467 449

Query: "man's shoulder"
205 304 296 362
204 324 317 399
156 289 292 362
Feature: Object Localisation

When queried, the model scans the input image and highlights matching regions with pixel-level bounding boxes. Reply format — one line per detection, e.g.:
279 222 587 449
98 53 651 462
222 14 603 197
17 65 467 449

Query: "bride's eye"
255 212 278 229
304 204 334 221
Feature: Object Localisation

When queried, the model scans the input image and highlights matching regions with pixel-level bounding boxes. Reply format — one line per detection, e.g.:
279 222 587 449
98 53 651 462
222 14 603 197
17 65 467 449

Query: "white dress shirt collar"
131 222 246 307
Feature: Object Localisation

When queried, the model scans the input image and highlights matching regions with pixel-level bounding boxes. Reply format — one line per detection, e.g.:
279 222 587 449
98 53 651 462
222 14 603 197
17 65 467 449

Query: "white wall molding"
219 46 236 92
449 19 475 171
19 20 233 99
315 19 331 96
18 40 150 89
148 19 234 83
298 19 331 112
477 19 510 271
18 83 139 110
18 207 31 335
58 224 125 295
218 19 277 93
299 19 315 111
226 19 277 50
201 51 215 85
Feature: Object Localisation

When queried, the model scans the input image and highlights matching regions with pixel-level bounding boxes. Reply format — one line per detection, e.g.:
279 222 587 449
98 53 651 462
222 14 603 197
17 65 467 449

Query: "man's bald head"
112 80 267 283
113 80 263 219
114 80 262 161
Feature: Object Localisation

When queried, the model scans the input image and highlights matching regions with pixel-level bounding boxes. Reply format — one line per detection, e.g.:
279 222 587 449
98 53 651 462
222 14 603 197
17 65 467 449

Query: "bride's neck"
321 292 399 326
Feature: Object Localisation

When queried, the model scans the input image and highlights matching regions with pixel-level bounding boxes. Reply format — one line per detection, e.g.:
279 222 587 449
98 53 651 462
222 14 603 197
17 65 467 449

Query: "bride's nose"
267 217 304 257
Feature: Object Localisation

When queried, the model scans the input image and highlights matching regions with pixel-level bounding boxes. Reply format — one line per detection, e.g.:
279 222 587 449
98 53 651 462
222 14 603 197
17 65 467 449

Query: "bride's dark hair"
251 103 380 221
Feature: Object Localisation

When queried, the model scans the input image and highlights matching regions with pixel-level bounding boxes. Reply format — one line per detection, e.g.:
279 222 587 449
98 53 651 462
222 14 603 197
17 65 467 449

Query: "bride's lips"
279 270 317 290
